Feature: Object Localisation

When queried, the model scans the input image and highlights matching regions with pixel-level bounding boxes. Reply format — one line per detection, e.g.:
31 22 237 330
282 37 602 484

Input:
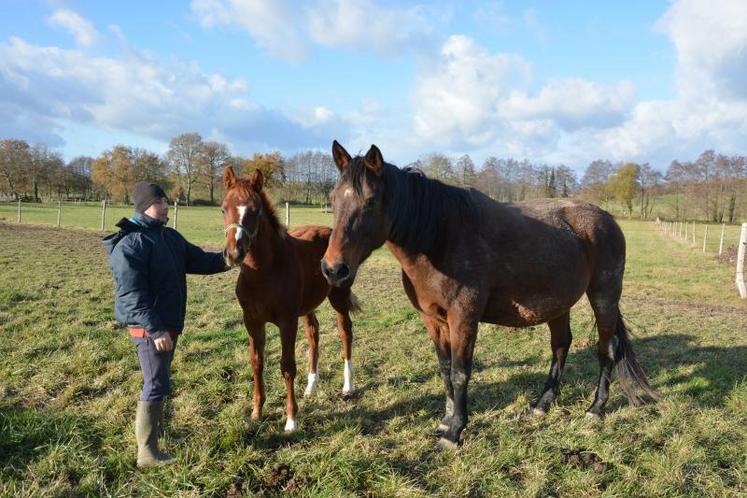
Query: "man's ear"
249 168 264 192
364 144 384 176
332 140 352 172
224 166 238 189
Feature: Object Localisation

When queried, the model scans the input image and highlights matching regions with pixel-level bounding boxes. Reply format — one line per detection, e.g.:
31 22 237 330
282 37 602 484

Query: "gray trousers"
131 335 179 402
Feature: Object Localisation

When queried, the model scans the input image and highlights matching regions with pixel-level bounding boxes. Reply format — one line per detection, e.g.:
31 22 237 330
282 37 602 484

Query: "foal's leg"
328 288 354 397
533 311 573 415
245 320 266 420
422 314 453 435
278 317 299 431
302 312 320 397
439 312 479 449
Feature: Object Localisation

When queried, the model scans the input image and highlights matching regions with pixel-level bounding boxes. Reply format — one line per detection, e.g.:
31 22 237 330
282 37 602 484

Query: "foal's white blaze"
304 372 318 397
343 359 354 394
284 418 297 432
235 205 247 241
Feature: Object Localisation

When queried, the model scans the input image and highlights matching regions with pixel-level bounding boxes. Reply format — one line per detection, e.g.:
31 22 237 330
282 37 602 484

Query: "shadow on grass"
247 332 746 450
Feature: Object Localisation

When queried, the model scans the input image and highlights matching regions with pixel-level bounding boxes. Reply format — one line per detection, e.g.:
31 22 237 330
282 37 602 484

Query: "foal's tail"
348 292 362 314
614 311 660 405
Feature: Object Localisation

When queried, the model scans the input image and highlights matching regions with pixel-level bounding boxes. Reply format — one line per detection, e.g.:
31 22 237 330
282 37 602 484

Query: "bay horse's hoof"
250 411 262 421
435 423 449 436
437 437 460 450
585 411 602 420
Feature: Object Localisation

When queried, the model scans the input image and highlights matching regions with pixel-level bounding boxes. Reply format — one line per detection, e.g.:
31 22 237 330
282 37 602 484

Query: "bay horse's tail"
614 311 660 405
348 291 362 314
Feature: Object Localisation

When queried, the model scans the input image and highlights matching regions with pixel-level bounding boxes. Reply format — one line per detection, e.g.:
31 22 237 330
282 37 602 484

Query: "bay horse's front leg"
439 313 478 449
245 320 267 420
422 314 453 435
278 318 299 431
328 288 355 398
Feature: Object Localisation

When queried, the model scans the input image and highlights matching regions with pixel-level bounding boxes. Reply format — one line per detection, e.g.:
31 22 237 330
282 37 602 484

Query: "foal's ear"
332 140 352 172
224 166 238 189
249 168 264 192
364 144 384 176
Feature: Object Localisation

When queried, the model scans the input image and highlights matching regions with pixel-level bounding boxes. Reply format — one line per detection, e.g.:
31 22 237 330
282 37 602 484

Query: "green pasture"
0 214 745 497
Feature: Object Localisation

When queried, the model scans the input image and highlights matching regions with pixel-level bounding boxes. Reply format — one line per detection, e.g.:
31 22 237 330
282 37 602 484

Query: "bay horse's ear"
224 166 238 190
364 144 384 176
249 168 264 192
332 140 351 172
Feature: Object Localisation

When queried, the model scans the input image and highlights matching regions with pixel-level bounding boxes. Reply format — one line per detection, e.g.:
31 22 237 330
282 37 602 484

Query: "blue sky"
1 0 745 172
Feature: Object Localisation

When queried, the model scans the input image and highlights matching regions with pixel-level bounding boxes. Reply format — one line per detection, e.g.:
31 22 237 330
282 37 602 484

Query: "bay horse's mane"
346 156 477 254
234 178 286 238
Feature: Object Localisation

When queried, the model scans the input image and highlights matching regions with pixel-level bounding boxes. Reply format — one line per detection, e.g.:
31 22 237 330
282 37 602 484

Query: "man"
102 181 228 468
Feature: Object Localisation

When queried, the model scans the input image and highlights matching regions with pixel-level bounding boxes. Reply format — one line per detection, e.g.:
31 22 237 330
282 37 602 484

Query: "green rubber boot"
136 400 176 468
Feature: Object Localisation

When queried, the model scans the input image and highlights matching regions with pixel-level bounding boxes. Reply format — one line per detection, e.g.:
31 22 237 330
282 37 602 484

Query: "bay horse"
321 141 659 448
222 166 359 432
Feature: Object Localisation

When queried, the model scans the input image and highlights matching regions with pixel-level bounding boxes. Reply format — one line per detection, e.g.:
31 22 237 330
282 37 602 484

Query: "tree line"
1 135 745 222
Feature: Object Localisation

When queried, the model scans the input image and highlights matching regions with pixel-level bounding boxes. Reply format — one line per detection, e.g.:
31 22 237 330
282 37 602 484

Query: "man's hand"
153 333 174 352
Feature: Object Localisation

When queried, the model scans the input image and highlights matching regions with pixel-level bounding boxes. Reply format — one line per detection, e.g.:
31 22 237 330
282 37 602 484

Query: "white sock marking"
343 359 353 394
304 372 318 396
284 418 297 432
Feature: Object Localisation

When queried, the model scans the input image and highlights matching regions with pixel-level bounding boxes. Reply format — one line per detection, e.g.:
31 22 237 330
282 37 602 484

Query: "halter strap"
224 203 263 243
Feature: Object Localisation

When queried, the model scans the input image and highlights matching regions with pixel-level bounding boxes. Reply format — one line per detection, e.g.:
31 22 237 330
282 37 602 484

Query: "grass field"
0 213 745 496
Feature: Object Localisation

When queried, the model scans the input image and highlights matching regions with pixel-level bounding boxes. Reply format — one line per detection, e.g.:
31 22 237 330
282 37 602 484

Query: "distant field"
0 201 333 246
0 215 745 496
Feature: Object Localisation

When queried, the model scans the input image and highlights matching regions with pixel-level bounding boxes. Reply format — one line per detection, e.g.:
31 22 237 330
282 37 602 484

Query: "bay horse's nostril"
336 263 350 279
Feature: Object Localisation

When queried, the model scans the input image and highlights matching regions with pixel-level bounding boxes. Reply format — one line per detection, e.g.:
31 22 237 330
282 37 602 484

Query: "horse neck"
384 166 455 257
242 213 285 269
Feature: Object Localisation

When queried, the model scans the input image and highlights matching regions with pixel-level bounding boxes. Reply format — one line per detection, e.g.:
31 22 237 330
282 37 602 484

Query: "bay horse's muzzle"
320 259 352 288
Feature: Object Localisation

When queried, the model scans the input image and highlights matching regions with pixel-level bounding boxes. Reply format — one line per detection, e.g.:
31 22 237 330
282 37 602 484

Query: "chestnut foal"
222 166 359 431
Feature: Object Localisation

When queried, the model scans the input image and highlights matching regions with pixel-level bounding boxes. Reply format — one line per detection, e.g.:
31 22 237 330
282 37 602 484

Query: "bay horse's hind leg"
422 314 454 435
586 291 659 418
302 312 320 397
328 287 355 398
533 311 573 415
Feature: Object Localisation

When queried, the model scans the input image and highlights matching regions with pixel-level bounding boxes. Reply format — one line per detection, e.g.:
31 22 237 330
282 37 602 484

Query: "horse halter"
224 202 263 245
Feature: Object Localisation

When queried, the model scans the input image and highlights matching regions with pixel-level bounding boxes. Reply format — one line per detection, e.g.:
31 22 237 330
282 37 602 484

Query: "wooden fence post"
173 200 179 230
719 223 725 256
702 225 708 253
692 221 696 244
56 199 62 227
736 223 747 299
685 222 688 241
17 199 21 223
285 202 290 227
100 200 107 231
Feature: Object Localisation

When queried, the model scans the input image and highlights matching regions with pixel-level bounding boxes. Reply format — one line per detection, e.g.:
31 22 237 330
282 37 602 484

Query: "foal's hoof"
341 390 354 401
284 419 297 432
532 407 547 417
437 437 460 451
250 411 263 421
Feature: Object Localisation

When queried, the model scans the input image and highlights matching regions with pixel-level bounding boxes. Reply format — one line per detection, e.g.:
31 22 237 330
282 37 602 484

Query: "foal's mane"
347 156 477 254
234 179 286 237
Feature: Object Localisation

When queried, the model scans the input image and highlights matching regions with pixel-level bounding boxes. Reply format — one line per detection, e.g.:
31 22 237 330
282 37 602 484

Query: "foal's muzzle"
320 260 352 288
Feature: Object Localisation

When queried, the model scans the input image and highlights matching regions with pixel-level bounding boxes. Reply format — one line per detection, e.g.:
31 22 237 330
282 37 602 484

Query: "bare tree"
167 133 203 205
198 141 230 204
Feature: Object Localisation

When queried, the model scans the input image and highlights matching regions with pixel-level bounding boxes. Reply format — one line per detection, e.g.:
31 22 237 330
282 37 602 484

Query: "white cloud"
190 0 309 63
306 0 434 56
191 0 435 62
501 79 636 131
0 35 345 152
47 9 99 47
412 35 531 147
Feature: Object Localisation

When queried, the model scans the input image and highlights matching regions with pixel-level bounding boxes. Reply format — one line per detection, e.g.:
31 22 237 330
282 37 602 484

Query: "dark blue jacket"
102 213 227 339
